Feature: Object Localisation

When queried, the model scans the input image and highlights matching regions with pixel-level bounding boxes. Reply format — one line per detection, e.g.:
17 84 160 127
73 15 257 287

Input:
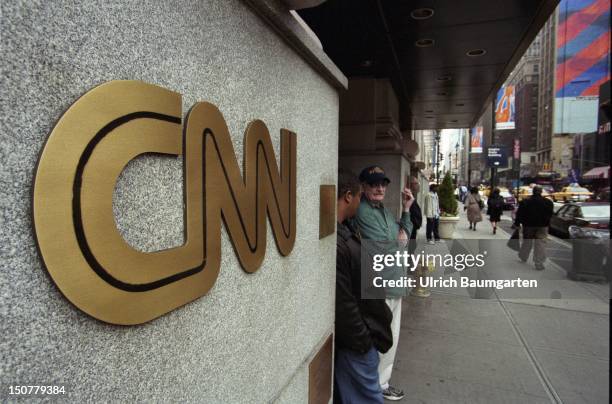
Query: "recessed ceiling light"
466 49 487 57
436 75 452 82
410 8 435 20
415 38 435 48
360 60 373 68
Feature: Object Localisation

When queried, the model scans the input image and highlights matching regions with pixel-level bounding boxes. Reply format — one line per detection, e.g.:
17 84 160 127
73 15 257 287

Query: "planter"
438 216 459 239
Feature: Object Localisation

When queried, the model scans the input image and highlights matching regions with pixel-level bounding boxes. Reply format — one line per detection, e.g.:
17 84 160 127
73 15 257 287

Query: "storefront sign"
33 81 297 324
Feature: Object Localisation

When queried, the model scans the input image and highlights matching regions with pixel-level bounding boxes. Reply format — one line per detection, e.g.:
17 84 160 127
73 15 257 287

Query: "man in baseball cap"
354 165 413 401
359 166 391 186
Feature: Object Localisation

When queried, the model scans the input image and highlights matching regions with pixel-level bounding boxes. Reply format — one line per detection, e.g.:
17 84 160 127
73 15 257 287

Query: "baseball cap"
359 166 391 185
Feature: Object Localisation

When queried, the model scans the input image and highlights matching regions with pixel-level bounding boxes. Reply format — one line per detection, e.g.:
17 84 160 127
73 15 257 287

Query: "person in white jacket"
423 184 440 244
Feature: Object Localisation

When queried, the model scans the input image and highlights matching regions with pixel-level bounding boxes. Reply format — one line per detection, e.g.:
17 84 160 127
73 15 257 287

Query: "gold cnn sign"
33 81 296 325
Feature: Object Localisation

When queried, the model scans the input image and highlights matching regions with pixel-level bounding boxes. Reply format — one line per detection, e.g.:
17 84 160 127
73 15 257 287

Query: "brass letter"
33 81 296 324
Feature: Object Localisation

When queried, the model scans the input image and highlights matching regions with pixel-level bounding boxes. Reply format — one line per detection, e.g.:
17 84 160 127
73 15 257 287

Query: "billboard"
554 0 611 134
495 85 515 130
470 126 483 153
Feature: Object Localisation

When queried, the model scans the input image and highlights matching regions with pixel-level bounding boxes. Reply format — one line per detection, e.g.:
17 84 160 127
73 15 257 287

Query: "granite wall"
0 1 343 401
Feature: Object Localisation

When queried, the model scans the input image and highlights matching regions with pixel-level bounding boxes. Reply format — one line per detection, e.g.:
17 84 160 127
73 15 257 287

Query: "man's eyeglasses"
368 182 388 188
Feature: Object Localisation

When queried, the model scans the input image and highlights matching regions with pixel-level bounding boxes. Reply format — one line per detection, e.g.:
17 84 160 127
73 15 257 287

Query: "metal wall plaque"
308 334 333 404
33 80 297 325
319 185 336 239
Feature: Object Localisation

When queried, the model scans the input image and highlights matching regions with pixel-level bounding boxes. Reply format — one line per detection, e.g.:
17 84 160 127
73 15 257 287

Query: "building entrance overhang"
299 0 559 130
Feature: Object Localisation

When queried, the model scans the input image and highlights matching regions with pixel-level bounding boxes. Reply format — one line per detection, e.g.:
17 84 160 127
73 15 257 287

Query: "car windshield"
580 205 610 218
569 187 589 193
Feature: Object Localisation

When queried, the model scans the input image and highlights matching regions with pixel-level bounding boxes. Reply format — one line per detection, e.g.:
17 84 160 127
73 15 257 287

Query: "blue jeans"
334 346 383 404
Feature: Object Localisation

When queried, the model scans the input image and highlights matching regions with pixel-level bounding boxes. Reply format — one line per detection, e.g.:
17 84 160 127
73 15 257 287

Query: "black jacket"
408 201 422 254
487 195 504 218
409 201 423 239
516 195 554 227
336 222 393 354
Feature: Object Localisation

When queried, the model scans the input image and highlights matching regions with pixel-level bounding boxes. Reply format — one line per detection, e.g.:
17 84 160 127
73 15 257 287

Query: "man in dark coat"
516 186 554 270
408 175 423 253
335 169 393 404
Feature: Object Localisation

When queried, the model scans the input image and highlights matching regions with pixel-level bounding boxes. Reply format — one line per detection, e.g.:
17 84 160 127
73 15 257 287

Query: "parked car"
549 202 610 238
593 186 610 202
498 188 516 210
551 185 593 202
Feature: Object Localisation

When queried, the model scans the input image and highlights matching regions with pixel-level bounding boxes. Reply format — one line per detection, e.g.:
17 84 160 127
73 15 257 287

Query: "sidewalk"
391 210 609 403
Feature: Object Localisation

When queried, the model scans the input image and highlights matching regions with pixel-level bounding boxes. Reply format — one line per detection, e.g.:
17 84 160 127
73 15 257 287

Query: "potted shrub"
437 171 459 239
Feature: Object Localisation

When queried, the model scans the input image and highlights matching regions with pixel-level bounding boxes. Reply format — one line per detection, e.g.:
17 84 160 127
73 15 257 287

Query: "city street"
497 210 575 275
391 210 609 404
2 1 609 401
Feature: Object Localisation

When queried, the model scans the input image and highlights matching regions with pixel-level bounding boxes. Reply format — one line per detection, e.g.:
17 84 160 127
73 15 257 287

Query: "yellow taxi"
551 185 593 202
478 185 491 198
517 185 553 201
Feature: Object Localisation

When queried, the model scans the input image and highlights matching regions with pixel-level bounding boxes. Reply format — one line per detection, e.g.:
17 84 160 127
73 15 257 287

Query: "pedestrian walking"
464 186 483 230
459 184 468 202
487 188 504 234
334 169 393 404
355 165 414 401
424 184 440 244
515 186 554 270
408 175 423 254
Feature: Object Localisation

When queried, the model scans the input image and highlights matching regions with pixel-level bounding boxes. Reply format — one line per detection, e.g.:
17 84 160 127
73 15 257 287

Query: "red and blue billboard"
555 0 611 133
495 85 515 130
470 126 483 153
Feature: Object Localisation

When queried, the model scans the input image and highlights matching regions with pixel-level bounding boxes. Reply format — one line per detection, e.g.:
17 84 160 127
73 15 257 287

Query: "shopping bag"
507 228 520 252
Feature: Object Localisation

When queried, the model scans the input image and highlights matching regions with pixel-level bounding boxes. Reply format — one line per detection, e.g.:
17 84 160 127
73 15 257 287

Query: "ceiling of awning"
298 0 559 130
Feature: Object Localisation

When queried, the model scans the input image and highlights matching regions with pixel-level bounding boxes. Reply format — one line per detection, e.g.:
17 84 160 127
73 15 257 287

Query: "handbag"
478 199 484 210
507 228 520 252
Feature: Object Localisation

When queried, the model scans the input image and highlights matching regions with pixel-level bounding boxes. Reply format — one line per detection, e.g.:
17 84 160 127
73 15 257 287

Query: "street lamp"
435 131 441 184
454 142 460 182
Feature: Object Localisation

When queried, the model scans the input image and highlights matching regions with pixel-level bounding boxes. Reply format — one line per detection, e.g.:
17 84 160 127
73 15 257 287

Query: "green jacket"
354 199 413 298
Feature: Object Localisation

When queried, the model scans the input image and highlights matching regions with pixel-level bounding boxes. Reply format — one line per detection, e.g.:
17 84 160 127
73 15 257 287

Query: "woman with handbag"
464 187 483 230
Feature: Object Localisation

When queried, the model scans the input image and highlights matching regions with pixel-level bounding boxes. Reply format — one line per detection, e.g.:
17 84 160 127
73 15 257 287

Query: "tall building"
513 33 541 159
413 129 436 179
468 103 493 185
537 12 557 167
506 32 542 179
491 32 542 186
